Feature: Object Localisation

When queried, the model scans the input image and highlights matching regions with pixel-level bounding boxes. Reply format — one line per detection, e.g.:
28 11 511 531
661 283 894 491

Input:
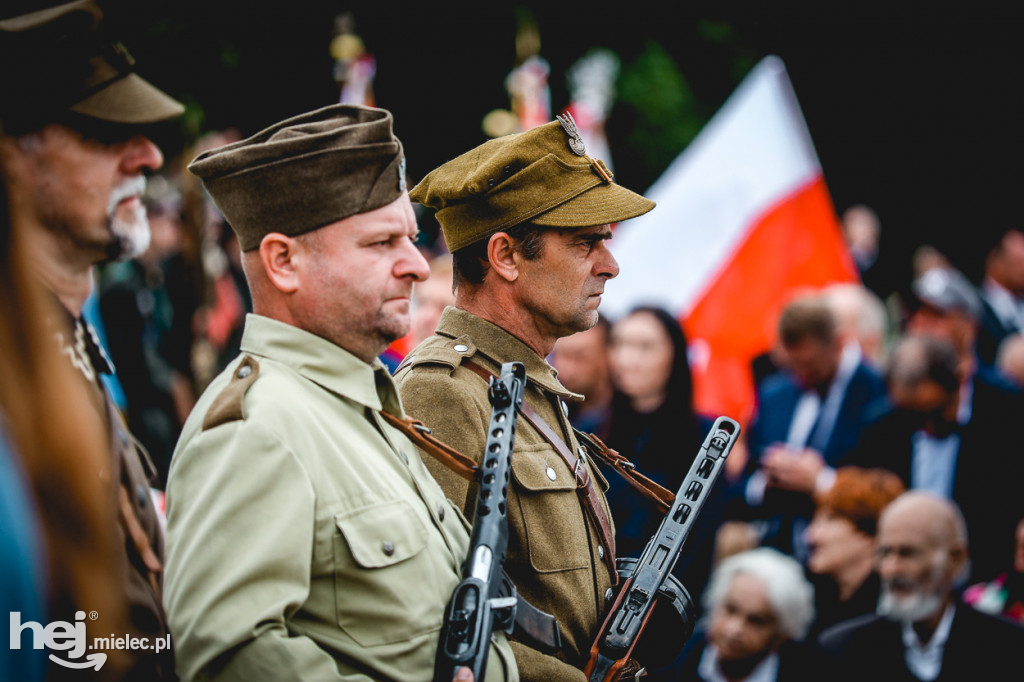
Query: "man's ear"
258 233 301 294
487 232 519 283
947 541 970 585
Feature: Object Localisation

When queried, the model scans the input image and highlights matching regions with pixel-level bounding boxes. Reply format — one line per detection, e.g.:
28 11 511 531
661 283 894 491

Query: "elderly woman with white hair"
652 547 823 682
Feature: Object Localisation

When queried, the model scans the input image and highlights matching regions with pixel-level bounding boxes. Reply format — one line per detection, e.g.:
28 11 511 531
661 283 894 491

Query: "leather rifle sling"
572 430 675 515
379 408 564 651
378 410 481 482
462 360 618 577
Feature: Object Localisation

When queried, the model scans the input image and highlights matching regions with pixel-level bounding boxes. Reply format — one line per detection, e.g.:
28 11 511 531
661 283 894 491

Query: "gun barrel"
598 416 740 662
434 362 526 682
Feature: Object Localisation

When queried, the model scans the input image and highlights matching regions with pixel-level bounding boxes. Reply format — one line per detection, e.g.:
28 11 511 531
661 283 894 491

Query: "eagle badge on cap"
557 112 586 156
398 156 407 193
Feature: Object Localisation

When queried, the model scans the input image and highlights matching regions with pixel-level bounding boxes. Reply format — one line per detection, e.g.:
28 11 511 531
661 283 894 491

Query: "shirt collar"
697 644 780 682
901 602 956 654
239 313 404 415
983 277 1024 329
434 306 583 399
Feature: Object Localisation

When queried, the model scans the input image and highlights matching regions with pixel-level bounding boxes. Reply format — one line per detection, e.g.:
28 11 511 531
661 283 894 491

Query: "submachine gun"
434 361 534 682
584 416 741 681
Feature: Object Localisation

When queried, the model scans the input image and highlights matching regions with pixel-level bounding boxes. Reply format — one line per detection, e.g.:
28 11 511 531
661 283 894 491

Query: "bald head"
880 491 967 550
876 492 969 625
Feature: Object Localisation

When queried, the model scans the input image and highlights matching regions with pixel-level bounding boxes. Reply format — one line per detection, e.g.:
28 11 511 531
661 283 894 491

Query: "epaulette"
202 355 260 431
395 336 476 375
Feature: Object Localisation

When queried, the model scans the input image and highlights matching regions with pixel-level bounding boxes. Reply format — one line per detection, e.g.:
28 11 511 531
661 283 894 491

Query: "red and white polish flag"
601 56 858 425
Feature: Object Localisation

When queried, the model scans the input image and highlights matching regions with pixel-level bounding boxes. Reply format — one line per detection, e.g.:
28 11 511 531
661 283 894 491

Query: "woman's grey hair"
703 547 816 640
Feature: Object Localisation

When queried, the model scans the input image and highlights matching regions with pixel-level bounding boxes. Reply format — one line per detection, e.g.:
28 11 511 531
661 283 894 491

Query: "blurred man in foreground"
0 2 183 677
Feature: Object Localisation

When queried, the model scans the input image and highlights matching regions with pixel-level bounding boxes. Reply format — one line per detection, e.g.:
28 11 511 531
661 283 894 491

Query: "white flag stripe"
603 56 822 320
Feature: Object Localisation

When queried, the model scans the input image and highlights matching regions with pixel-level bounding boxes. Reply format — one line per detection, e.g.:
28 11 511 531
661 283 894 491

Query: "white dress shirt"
901 604 955 681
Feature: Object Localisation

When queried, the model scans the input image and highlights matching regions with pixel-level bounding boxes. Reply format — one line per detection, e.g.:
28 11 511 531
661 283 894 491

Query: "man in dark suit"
848 333 1024 584
976 228 1024 369
735 293 889 561
818 491 1024 682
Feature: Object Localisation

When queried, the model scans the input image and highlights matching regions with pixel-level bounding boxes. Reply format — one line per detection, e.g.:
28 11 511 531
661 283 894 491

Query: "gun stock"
585 416 741 681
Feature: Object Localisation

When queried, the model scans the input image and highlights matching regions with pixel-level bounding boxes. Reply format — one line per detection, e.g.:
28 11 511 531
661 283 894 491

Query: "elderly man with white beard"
0 2 184 679
818 491 1024 682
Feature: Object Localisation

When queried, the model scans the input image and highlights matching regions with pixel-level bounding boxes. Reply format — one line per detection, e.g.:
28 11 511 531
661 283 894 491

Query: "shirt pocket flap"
510 448 577 492
335 500 427 569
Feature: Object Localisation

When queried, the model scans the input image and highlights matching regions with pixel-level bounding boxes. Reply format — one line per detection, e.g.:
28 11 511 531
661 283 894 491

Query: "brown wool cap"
0 0 184 125
410 115 655 252
188 104 407 252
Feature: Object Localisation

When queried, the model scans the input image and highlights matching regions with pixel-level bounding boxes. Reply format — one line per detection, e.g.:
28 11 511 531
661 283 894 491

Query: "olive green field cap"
410 113 655 252
188 104 407 252
0 0 184 125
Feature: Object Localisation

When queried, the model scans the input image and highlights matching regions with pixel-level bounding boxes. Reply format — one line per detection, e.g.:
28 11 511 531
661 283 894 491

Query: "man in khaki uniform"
163 105 516 682
0 2 183 678
394 115 656 680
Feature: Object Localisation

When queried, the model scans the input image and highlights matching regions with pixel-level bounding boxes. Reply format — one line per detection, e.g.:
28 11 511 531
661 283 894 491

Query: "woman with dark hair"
605 305 717 603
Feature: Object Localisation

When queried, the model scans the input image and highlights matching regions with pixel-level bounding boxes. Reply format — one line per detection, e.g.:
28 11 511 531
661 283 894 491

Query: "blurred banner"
563 48 619 171
601 55 857 425
331 13 376 107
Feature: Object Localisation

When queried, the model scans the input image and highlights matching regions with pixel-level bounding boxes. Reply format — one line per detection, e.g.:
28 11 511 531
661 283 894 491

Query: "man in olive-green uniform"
394 115 656 680
0 3 183 679
163 106 516 682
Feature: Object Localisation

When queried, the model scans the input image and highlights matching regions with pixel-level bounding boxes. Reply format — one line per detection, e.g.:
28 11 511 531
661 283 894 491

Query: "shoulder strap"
463 360 618 576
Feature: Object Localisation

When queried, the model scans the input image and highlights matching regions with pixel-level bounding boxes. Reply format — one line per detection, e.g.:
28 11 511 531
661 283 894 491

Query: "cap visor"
70 73 184 124
531 182 655 228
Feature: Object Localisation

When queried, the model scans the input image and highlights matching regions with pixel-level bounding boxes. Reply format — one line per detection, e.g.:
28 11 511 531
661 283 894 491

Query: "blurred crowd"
541 207 1024 678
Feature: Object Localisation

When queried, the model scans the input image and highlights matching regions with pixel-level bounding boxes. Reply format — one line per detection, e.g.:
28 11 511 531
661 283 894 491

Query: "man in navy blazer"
818 491 1024 682
734 293 888 561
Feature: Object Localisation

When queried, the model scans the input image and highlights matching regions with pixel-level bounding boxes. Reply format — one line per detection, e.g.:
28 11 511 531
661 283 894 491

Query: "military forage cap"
912 267 982 321
189 104 407 252
0 0 183 125
411 113 656 252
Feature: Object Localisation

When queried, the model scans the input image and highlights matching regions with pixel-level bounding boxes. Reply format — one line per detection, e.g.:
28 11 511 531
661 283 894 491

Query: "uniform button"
545 467 557 481
382 541 395 556
136 484 148 507
605 588 614 603
453 344 468 353
237 364 252 379
438 505 446 521
598 545 605 559
561 400 569 417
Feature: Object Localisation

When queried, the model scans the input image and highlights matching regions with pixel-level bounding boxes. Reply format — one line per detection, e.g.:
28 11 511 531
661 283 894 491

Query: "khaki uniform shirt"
394 307 616 682
164 314 516 682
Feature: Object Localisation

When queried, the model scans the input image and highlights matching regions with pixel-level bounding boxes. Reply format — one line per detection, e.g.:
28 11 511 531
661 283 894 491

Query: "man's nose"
396 238 430 281
121 136 164 174
595 241 620 280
